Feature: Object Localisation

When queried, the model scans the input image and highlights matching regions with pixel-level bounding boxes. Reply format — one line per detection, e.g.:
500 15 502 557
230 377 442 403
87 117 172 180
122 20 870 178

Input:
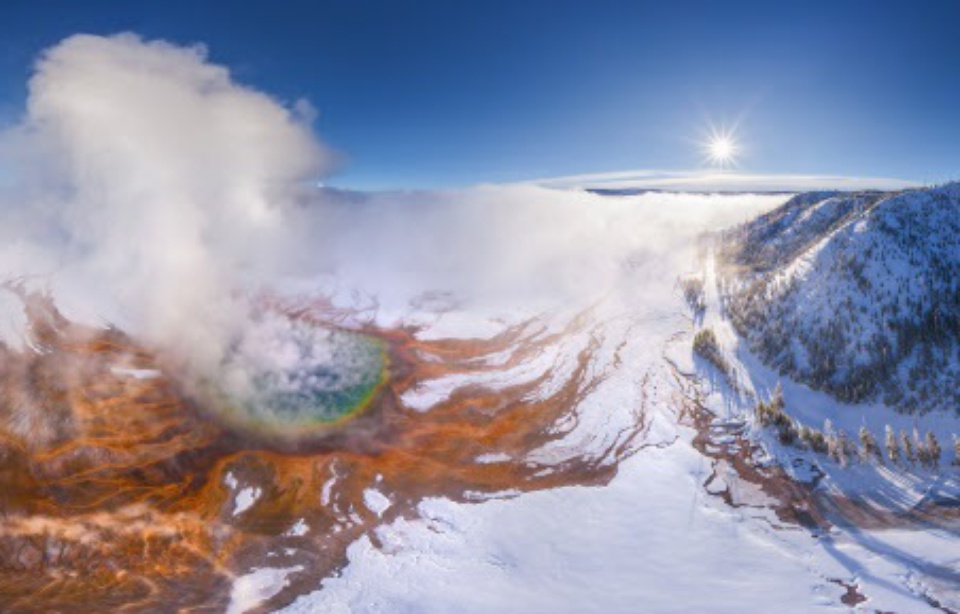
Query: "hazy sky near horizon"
1 0 958 189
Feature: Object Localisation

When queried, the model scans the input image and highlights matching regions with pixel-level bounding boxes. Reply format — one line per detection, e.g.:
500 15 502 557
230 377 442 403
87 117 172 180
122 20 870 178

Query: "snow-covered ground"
683 245 960 612
197 190 957 614
274 251 956 613
280 298 849 614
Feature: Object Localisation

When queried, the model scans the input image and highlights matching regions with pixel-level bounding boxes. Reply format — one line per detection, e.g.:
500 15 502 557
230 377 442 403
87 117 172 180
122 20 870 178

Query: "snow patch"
363 489 391 517
235 487 262 516
227 565 303 614
285 519 309 537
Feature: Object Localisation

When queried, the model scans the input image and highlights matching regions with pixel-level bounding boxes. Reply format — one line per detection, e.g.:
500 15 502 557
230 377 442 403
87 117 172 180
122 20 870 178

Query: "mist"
0 33 785 406
306 185 780 315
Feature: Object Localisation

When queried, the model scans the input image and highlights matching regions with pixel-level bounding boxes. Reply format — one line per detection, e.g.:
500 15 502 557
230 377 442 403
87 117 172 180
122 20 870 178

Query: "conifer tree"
914 428 928 466
900 430 915 464
859 426 880 463
771 382 785 413
885 425 899 464
835 430 850 467
925 431 941 468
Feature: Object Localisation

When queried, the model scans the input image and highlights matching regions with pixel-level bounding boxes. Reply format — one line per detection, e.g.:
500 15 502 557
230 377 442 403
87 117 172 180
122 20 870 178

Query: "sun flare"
710 137 734 163
703 128 739 168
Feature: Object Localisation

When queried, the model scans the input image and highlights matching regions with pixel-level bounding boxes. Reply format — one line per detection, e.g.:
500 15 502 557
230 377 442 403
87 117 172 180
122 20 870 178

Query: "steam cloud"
0 33 329 382
0 33 784 409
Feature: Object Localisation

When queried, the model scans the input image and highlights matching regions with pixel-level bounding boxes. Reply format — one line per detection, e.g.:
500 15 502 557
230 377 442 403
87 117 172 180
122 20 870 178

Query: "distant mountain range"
718 183 960 414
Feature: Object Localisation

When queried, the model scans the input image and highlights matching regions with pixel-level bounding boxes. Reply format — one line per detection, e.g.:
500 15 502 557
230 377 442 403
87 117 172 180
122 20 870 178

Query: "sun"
710 136 734 164
703 128 739 168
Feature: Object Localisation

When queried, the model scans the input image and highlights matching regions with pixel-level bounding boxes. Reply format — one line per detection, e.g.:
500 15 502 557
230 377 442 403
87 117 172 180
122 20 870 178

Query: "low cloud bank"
308 185 780 312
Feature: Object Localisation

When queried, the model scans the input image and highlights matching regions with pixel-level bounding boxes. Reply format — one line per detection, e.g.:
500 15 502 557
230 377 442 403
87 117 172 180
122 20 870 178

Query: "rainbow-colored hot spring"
208 313 389 438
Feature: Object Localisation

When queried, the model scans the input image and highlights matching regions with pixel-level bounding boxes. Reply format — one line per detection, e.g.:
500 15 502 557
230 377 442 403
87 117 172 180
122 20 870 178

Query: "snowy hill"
718 183 960 413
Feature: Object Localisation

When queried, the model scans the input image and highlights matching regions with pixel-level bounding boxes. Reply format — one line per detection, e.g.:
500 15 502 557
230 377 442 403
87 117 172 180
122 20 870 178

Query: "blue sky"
2 0 959 189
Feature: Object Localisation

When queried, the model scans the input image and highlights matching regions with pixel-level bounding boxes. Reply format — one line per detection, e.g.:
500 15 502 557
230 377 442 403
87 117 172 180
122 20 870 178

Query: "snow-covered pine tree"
925 431 941 468
901 429 915 464
914 428 929 466
836 430 850 467
885 425 900 464
859 426 880 463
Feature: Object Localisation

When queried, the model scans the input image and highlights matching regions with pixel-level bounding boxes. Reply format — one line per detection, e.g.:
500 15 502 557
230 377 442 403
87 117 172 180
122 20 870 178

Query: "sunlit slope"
719 183 960 412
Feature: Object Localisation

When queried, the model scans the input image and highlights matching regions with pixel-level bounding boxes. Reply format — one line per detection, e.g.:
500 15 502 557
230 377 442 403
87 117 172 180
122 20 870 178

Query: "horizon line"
522 169 923 193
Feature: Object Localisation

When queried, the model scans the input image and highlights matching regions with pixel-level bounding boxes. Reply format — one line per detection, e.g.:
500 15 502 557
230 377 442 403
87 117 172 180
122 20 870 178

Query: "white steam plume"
0 33 327 380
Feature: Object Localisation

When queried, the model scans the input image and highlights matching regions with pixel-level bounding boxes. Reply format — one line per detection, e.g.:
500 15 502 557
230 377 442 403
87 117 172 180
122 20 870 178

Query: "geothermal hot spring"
207 314 390 439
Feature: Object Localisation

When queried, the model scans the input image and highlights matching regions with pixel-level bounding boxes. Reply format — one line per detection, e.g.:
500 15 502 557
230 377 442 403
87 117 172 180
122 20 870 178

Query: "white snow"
363 489 391 518
284 519 309 537
109 367 162 379
234 487 262 516
685 242 960 612
283 444 856 614
224 473 261 517
474 452 511 464
227 565 303 614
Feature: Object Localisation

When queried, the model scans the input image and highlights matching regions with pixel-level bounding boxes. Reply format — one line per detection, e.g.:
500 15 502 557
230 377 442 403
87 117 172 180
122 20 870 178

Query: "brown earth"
0 291 647 613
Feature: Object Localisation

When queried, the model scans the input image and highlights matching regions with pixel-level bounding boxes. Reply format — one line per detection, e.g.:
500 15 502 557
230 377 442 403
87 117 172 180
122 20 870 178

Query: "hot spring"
205 311 389 439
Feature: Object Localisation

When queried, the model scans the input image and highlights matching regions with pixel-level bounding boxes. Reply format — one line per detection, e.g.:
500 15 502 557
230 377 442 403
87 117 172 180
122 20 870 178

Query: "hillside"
717 183 960 413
